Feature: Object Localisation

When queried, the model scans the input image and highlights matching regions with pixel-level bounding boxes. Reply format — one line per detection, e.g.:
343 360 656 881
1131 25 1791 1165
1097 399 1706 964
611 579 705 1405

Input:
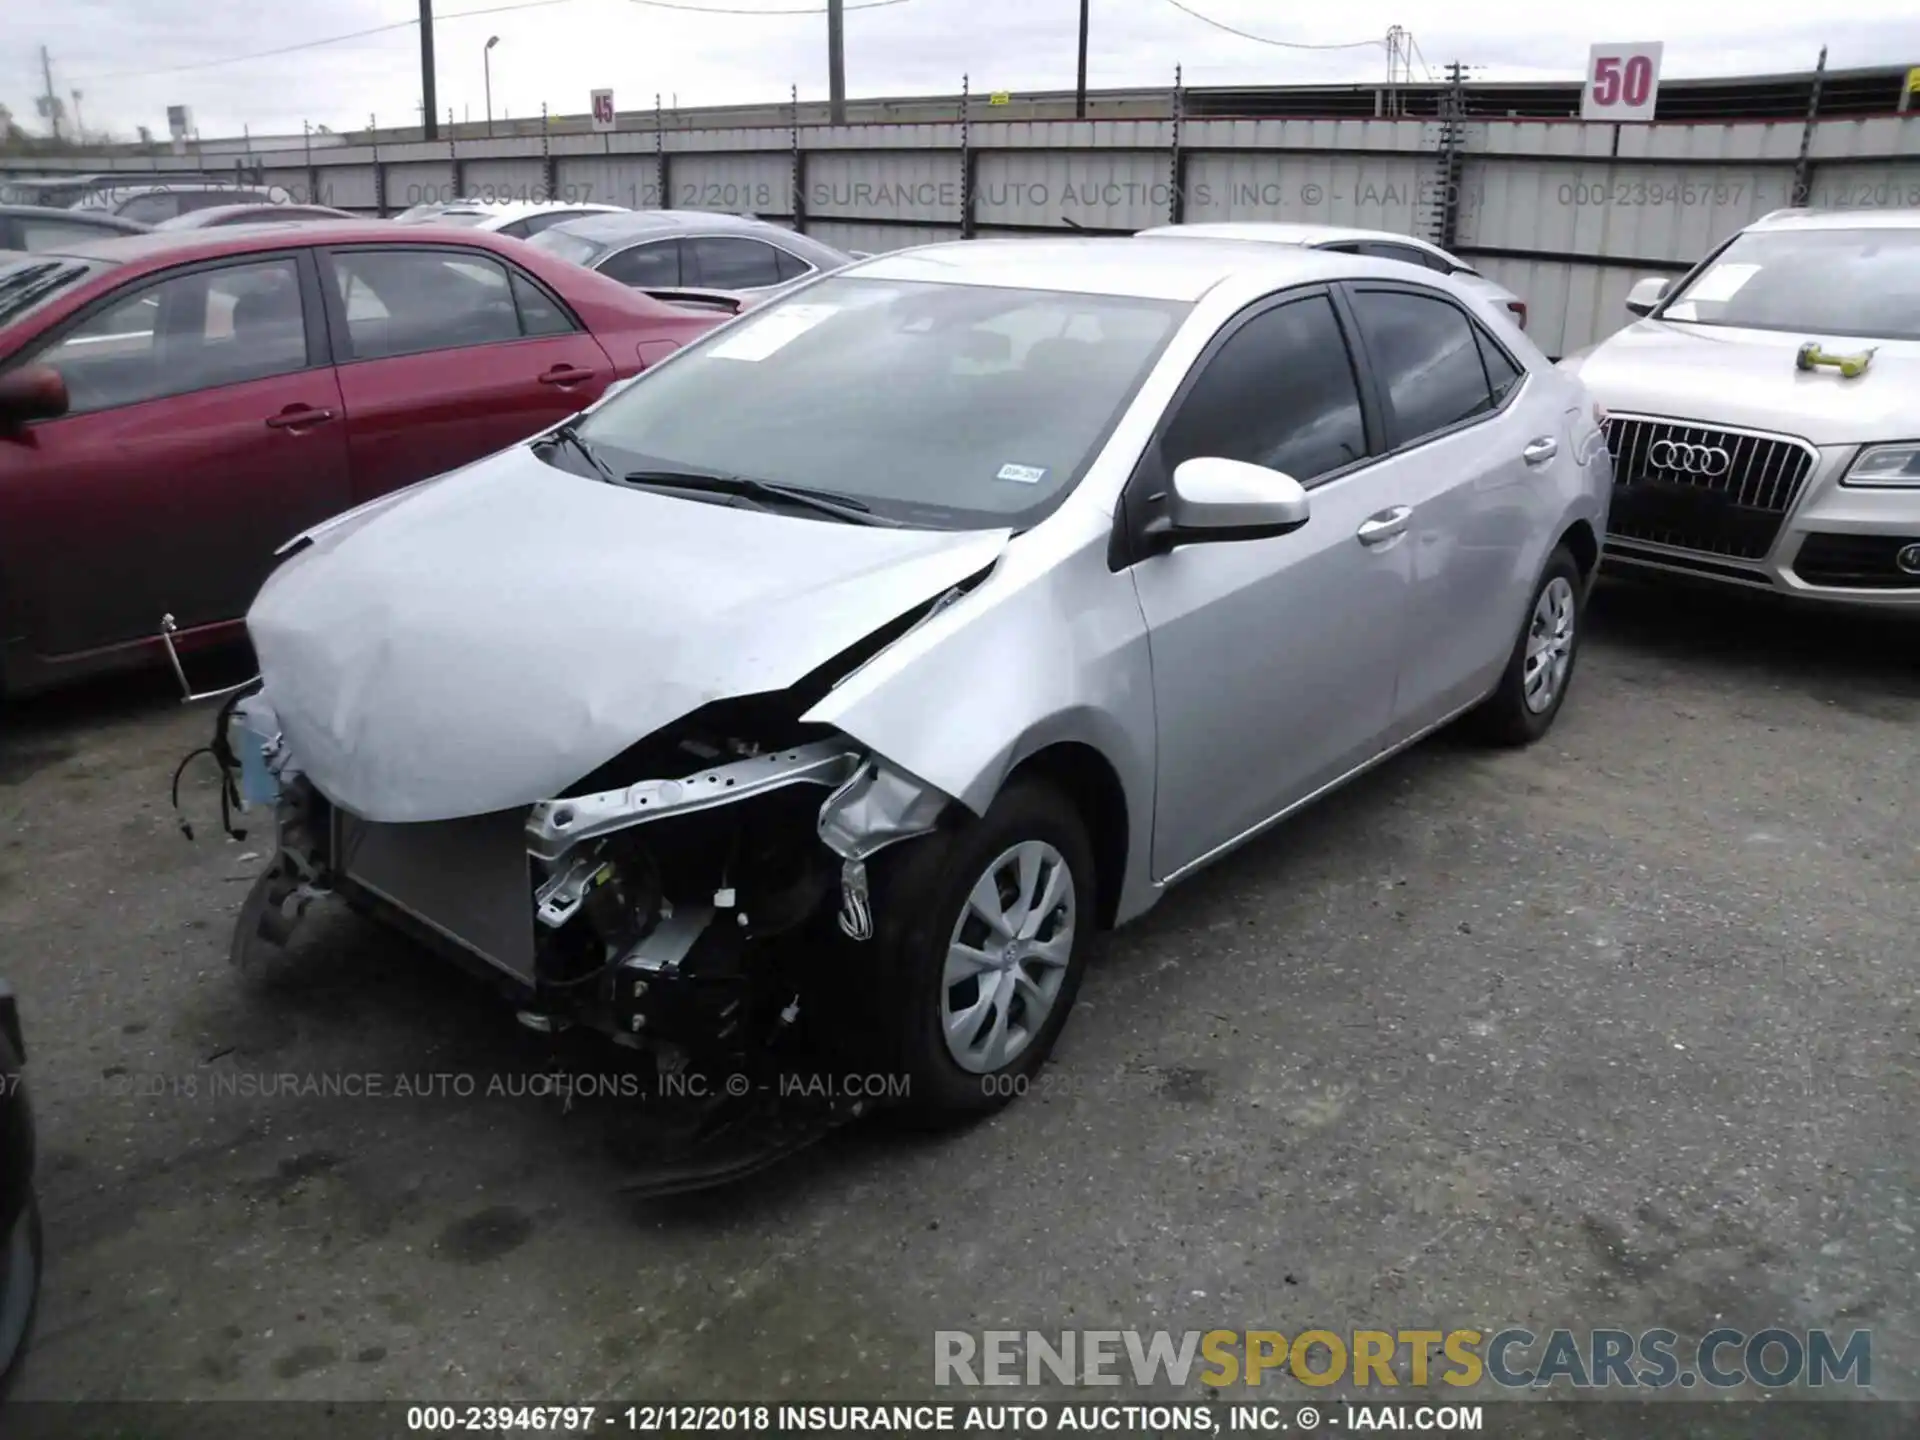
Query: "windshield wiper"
621 468 899 526
0 262 85 321
534 420 616 484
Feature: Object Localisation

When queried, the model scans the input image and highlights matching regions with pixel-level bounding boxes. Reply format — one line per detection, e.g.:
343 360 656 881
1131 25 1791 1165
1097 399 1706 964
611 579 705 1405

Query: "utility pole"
827 0 846 124
1076 0 1089 119
40 46 62 141
419 0 440 140
71 89 85 138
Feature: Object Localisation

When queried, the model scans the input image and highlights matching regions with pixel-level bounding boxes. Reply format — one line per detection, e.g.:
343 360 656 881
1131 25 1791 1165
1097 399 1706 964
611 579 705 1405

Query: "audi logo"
1897 542 1920 577
1648 440 1733 476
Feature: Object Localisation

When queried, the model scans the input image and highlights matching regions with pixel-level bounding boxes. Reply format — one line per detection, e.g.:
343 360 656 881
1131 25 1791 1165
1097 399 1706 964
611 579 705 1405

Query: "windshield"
1660 227 1920 340
528 228 605 266
573 276 1187 529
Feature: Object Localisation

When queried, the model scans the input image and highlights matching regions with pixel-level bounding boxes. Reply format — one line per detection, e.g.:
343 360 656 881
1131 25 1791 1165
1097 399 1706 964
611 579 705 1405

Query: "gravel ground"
1 577 1915 1414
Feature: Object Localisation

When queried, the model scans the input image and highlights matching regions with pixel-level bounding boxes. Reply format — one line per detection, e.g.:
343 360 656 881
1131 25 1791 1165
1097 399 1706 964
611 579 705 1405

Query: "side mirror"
1144 457 1311 552
0 364 69 432
1624 276 1671 318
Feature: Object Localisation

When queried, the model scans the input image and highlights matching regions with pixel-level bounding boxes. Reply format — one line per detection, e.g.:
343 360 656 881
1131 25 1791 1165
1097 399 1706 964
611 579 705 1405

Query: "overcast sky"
11 0 1920 140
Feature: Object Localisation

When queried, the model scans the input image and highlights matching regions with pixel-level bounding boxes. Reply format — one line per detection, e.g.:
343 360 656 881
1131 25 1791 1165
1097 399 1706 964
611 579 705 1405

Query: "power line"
630 0 910 12
69 0 910 84
71 17 422 81
1160 0 1382 51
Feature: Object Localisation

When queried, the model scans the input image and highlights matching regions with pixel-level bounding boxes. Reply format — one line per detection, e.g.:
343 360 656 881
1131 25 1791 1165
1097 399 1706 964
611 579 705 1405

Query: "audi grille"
1603 416 1817 562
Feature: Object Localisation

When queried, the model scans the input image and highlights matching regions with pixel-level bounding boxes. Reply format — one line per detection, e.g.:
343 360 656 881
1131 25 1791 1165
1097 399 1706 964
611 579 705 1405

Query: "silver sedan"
224 237 1611 1120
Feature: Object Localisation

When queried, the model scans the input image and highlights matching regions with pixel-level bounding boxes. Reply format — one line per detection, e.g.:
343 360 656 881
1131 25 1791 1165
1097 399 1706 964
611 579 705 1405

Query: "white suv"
1138 222 1530 332
1561 209 1920 606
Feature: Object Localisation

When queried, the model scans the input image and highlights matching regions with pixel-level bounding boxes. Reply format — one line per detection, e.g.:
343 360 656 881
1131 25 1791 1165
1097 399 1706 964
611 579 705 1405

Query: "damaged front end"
221 687 954 1083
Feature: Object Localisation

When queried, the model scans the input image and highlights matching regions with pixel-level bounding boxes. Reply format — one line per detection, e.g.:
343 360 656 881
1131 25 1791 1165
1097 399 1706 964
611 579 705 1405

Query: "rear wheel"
863 778 1094 1120
1471 545 1584 746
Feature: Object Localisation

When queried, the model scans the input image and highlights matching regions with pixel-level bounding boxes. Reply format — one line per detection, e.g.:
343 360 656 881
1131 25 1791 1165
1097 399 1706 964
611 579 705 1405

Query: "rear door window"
327 248 526 360
1474 327 1524 407
600 240 681 288
687 236 784 290
1347 287 1499 446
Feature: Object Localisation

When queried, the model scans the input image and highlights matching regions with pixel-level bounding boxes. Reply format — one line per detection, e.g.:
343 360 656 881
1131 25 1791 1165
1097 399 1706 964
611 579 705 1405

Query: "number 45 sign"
1582 42 1663 123
590 88 616 132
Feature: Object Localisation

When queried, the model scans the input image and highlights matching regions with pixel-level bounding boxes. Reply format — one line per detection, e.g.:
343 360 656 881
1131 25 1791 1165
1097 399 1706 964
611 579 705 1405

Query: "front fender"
802 512 1160 921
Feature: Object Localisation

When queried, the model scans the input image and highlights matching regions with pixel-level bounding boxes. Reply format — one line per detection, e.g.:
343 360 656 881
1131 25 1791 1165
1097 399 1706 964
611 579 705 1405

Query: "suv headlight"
1844 443 1920 488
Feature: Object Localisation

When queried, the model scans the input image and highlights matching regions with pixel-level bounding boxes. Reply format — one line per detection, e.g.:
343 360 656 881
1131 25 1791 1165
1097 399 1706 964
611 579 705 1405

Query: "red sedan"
0 223 725 696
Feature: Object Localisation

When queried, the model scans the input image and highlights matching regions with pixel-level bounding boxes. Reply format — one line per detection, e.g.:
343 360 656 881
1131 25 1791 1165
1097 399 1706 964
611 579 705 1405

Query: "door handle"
264 405 335 431
1522 436 1559 466
1356 506 1411 547
538 365 597 386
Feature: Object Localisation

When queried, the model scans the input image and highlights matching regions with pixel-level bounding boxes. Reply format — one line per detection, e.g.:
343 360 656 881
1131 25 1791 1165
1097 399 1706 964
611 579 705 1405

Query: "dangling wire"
170 685 255 843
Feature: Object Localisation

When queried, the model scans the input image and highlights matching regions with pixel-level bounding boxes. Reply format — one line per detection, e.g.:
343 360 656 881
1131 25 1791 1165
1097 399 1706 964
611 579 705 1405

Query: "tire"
0 1194 42 1401
1471 544 1585 747
861 777 1095 1121
229 865 291 968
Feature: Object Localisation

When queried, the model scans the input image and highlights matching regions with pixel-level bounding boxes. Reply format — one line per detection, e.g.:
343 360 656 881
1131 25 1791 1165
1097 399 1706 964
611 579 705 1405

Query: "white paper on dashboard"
1683 263 1760 304
707 304 839 361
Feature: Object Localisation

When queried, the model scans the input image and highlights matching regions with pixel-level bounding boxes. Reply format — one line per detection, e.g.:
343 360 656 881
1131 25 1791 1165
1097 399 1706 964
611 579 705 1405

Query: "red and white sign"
1582 43 1663 123
590 88 616 132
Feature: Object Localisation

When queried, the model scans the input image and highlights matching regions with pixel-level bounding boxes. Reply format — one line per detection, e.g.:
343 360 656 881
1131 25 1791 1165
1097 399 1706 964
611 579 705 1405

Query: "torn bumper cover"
245 724 953 1055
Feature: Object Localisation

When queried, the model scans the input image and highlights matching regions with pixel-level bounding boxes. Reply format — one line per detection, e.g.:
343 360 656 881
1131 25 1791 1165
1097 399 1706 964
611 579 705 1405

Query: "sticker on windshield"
1682 262 1760 304
706 303 838 362
996 463 1048 485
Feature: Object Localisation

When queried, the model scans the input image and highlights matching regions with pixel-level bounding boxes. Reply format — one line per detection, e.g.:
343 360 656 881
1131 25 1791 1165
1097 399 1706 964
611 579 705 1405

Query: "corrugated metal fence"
11 108 1920 357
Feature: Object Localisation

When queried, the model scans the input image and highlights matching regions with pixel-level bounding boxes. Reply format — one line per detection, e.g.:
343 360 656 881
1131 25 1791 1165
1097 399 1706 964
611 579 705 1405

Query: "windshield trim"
574 275 1192 534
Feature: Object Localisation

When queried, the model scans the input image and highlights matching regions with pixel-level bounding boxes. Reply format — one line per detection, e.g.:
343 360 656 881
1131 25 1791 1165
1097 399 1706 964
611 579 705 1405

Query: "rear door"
1337 282 1544 739
318 244 618 502
0 251 348 658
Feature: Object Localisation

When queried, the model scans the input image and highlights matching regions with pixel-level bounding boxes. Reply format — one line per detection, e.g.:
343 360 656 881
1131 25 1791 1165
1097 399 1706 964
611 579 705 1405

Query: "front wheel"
862 778 1095 1120
0 1194 42 1399
1470 544 1584 746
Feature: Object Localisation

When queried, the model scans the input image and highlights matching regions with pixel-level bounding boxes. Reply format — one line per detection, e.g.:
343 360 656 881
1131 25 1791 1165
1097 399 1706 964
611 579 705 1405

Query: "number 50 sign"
1582 42 1663 123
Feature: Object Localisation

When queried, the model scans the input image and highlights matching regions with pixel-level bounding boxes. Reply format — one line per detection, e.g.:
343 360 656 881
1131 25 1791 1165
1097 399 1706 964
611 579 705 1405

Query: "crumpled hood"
1569 320 1920 444
248 448 1009 822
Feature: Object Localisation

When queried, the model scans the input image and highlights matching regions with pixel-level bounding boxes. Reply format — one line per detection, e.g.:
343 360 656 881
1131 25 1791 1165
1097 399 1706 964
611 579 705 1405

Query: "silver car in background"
390 198 627 239
527 209 855 296
1562 208 1920 604
224 238 1609 1120
1139 221 1531 333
